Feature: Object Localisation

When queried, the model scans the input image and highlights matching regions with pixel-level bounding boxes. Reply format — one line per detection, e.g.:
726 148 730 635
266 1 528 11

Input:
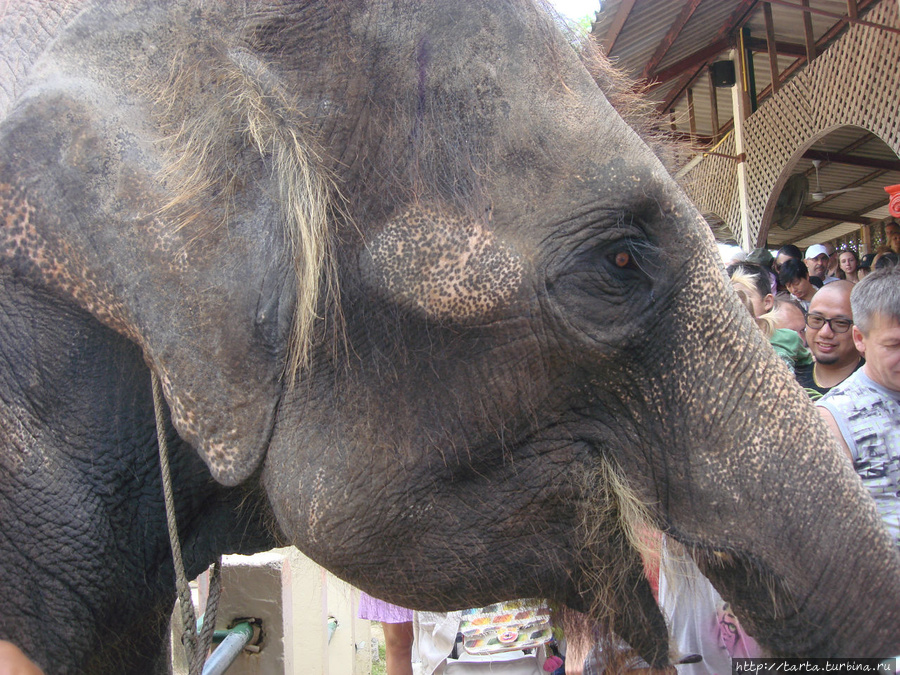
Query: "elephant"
1 1 899 673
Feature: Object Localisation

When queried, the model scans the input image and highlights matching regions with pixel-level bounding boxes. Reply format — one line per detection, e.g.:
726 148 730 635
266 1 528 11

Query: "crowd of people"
704 234 900 674
727 236 899 543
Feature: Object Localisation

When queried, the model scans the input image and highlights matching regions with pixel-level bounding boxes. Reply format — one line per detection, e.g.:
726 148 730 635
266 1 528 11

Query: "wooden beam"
795 131 880 182
767 0 900 35
659 65 705 115
801 0 817 64
796 195 890 241
659 0 762 113
792 202 886 242
763 3 780 93
646 38 731 88
641 0 704 81
657 0 892 123
802 151 900 172
753 0 879 101
801 210 875 225
601 0 637 55
846 0 858 20
745 36 807 57
830 133 879 157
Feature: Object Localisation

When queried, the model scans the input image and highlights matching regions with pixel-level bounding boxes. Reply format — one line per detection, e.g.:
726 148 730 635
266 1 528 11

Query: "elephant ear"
0 137 291 485
148 342 283 486
137 43 336 485
0 70 334 487
0 3 338 484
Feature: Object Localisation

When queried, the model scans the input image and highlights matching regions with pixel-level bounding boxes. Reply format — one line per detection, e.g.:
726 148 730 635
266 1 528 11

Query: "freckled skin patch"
366 205 523 322
2 184 240 480
154 369 242 480
1 182 133 338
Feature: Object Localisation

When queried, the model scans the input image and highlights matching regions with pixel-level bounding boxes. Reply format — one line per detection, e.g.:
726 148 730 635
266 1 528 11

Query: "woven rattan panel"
682 1 900 246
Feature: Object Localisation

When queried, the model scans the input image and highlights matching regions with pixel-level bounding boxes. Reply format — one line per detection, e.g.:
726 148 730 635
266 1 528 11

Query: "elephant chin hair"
577 456 660 571
564 456 671 667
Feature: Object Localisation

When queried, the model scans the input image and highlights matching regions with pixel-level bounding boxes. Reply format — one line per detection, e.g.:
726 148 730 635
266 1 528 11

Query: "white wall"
172 548 373 675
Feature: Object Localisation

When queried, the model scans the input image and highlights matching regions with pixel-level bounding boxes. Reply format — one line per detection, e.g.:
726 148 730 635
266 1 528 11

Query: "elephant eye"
604 237 659 279
550 235 658 297
545 231 660 333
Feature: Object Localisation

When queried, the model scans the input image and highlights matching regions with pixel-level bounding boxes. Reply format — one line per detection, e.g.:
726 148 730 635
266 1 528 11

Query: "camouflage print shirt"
818 369 900 548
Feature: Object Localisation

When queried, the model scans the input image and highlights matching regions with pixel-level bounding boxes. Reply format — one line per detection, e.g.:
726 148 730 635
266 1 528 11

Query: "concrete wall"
172 548 372 675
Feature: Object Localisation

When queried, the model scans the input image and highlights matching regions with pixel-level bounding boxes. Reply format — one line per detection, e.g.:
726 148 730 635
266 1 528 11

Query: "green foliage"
371 624 387 675
573 14 594 33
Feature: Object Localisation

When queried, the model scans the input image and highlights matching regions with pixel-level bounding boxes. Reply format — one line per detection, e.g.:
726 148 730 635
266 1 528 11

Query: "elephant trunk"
646 271 900 656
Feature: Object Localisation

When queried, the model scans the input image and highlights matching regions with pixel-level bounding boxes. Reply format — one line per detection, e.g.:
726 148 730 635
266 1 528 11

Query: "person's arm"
0 642 44 675
818 407 853 463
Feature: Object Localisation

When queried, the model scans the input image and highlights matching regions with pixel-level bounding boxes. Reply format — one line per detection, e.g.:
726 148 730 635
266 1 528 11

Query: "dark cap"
859 253 877 269
746 247 774 268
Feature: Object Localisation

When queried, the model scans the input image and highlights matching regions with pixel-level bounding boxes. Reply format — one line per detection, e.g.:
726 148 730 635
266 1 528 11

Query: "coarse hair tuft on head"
149 41 341 386
850 264 900 334
534 0 685 172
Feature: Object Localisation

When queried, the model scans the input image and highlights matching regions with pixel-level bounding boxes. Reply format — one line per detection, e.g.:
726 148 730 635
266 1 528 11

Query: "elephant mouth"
551 454 673 667
560 448 795 663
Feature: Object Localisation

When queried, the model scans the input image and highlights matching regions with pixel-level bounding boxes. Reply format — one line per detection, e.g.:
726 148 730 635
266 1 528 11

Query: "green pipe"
212 629 234 644
202 622 255 675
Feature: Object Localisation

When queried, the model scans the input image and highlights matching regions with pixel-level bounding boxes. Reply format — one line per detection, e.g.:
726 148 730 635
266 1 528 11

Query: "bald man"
795 280 864 399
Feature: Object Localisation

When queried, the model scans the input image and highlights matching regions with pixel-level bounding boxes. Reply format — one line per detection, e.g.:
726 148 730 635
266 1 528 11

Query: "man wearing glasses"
818 266 900 549
794 280 862 399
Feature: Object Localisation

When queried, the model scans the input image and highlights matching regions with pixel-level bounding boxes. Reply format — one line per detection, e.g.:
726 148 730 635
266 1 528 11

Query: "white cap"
805 244 829 259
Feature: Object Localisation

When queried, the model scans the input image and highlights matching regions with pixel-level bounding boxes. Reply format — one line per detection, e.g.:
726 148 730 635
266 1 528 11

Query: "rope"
198 561 223 667
151 371 210 675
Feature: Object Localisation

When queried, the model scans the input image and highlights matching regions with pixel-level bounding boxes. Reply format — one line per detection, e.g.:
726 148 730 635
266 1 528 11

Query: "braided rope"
151 372 202 674
197 561 223 669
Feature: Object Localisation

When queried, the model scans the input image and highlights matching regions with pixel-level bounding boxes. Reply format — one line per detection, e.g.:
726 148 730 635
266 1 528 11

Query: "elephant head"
1 1 898 672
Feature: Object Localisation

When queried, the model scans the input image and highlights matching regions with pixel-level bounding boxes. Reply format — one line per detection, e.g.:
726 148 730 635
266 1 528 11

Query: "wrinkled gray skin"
1 2 899 673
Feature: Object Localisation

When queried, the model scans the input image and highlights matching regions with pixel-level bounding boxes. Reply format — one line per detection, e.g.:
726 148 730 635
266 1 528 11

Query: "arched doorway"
679 0 900 251
761 126 900 250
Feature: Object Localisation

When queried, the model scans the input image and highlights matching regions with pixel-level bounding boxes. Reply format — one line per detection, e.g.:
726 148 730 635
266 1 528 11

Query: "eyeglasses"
805 314 853 333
